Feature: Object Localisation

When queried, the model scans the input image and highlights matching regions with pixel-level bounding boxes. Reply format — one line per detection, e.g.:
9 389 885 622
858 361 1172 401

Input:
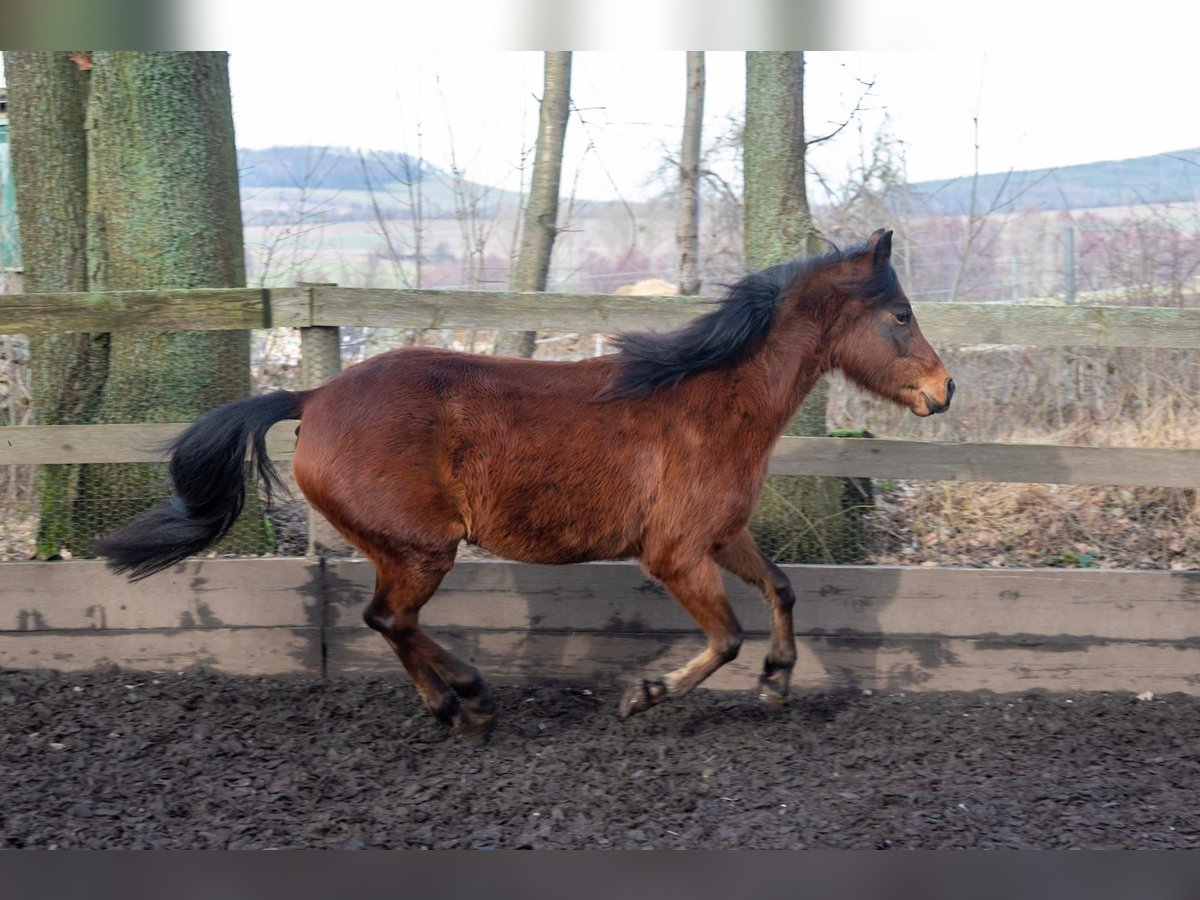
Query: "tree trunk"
743 52 823 266
5 51 109 558
676 51 704 297
743 51 849 563
494 51 571 357
73 52 269 555
744 51 826 429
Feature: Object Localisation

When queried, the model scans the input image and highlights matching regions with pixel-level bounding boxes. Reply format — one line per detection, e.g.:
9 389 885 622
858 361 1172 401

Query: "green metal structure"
0 87 20 271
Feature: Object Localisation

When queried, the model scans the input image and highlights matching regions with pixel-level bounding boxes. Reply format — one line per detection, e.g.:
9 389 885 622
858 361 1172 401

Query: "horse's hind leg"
364 549 495 738
715 528 796 708
620 556 743 718
408 626 496 735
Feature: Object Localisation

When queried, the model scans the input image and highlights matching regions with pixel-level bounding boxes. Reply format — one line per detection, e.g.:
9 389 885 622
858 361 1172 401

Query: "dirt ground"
2 668 1198 849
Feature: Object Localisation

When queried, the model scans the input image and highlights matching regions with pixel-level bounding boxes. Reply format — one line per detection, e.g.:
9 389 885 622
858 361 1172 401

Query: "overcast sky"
213 45 1200 204
5 3 1199 203
217 47 1200 203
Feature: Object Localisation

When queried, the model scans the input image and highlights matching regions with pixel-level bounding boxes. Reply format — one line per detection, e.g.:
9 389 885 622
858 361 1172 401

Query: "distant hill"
908 147 1200 215
236 145 530 220
236 145 624 223
238 146 432 191
236 144 1200 224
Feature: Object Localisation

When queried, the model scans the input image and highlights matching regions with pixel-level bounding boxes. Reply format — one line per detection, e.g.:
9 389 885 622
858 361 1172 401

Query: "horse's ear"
868 229 893 268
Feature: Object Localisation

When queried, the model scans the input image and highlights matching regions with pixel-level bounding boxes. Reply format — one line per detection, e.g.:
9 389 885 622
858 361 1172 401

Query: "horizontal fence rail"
4 286 1200 348
0 287 307 334
3 425 1199 488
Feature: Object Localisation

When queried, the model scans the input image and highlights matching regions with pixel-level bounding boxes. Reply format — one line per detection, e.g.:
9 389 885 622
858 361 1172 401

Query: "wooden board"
0 558 322 631
0 627 320 675
917 302 1200 350
306 288 1200 350
327 630 1200 695
4 287 1200 349
268 287 313 328
324 559 1200 643
4 559 1199 643
308 287 704 333
4 425 1197 489
0 421 299 464
769 436 1200 487
0 288 274 334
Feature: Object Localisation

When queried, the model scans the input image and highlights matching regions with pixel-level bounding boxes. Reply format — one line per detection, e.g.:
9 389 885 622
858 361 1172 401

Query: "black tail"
91 390 306 581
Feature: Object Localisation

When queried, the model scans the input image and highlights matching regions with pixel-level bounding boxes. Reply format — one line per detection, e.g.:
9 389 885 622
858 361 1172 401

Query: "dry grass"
816 339 1200 569
844 364 1200 570
867 480 1199 570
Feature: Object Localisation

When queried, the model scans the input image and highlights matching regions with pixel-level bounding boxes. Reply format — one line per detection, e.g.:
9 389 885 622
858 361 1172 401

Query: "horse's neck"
732 306 830 445
661 298 832 462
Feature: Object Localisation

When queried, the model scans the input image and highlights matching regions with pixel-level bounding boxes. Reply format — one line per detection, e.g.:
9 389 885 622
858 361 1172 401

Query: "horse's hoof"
462 686 497 720
757 687 788 710
451 709 496 742
757 673 790 710
619 678 667 718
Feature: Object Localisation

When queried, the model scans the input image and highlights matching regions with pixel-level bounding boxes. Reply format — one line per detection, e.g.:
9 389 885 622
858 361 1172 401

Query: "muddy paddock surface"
2 668 1199 849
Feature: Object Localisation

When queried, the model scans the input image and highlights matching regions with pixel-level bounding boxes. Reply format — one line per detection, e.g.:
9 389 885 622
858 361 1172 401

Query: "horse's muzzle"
921 378 955 415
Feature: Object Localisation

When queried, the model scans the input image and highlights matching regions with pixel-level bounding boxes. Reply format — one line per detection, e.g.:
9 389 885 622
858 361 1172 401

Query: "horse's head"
827 229 954 417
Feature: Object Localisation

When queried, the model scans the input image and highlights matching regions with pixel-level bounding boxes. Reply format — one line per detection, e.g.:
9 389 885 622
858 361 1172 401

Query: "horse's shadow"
656 689 860 743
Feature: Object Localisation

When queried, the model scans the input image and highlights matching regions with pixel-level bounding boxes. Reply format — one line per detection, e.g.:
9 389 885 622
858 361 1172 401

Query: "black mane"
601 239 898 400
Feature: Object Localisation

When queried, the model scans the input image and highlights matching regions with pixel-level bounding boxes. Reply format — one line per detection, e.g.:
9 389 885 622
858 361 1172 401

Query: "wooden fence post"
297 283 348 557
1062 225 1077 304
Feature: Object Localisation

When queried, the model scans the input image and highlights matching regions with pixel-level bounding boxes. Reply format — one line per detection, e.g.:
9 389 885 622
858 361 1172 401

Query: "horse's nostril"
946 378 956 402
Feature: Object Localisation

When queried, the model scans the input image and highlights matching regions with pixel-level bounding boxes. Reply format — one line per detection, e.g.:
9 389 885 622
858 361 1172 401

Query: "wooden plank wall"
3 558 1199 695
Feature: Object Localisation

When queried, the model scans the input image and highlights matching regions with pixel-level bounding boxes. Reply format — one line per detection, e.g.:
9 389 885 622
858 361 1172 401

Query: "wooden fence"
2 285 1199 694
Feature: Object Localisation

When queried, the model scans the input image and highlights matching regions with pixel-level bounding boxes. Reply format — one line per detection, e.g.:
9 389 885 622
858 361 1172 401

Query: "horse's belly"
464 482 641 564
472 521 637 566
453 431 659 564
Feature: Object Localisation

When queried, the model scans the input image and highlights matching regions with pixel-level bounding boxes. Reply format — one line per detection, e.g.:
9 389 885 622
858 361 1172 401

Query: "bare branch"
808 77 876 146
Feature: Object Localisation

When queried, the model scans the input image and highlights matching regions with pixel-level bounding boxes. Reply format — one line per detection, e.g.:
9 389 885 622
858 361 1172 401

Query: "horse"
94 229 953 738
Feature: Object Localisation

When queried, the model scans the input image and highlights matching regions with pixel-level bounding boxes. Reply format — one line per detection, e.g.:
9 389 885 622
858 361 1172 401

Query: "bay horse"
94 229 953 737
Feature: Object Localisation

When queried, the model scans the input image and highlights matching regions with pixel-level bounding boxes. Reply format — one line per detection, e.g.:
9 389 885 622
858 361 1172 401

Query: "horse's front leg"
620 555 744 717
714 528 796 707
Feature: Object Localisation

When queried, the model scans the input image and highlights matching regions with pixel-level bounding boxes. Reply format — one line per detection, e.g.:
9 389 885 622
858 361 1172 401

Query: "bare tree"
357 145 427 291
945 104 1056 303
676 51 704 296
246 146 335 288
493 51 572 357
810 117 913 250
442 139 500 292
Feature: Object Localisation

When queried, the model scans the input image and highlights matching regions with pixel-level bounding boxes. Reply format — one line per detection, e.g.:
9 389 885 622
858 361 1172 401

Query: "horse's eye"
894 309 912 325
